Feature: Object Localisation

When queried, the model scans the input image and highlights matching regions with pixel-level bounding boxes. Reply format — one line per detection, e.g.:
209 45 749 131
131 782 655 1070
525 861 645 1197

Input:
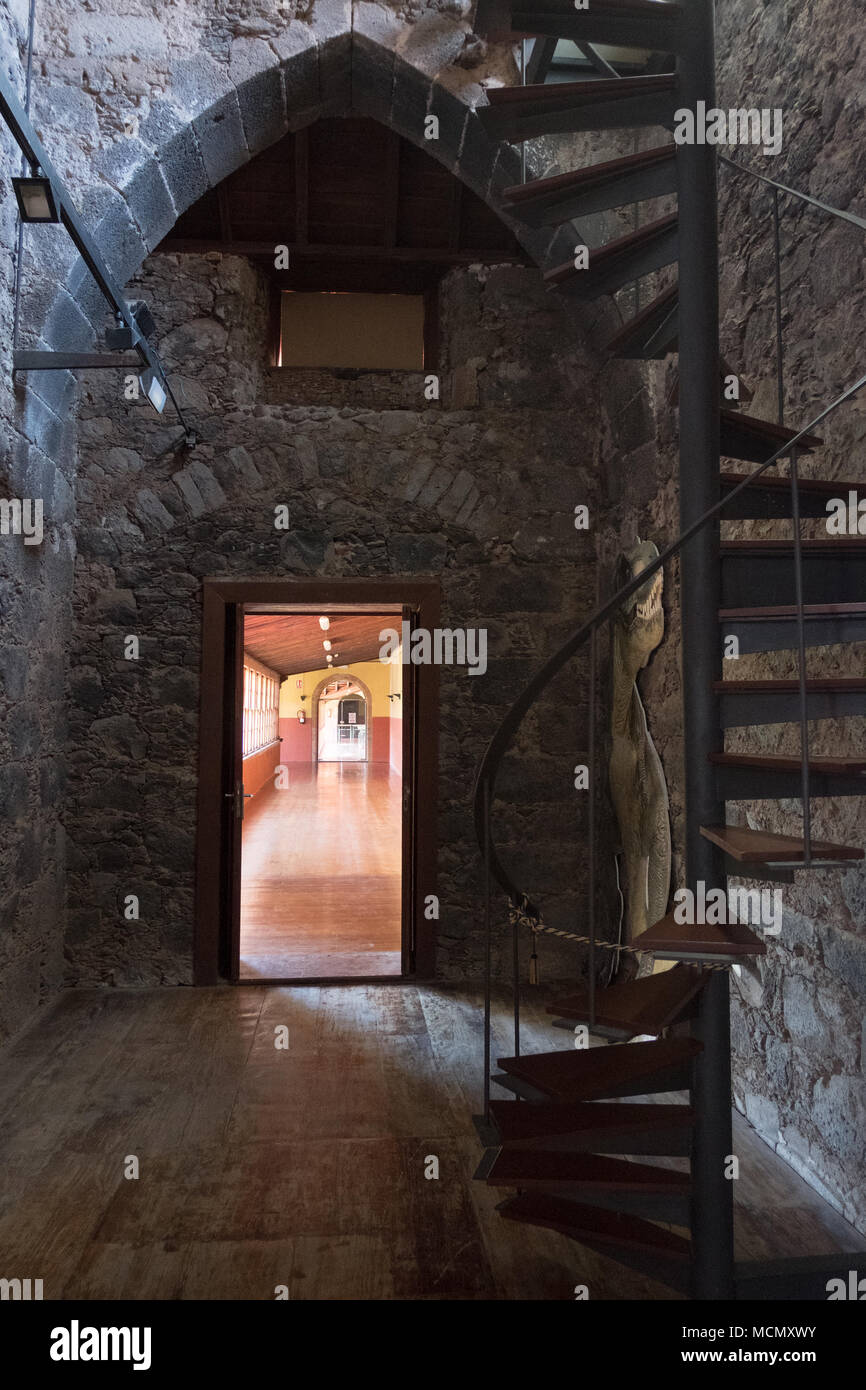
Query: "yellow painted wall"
279 658 401 717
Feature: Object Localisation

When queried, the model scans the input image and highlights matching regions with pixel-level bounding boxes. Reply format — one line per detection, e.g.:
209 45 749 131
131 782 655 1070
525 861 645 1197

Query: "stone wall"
0 0 598 1038
65 245 629 985
714 0 866 1232
0 3 75 1044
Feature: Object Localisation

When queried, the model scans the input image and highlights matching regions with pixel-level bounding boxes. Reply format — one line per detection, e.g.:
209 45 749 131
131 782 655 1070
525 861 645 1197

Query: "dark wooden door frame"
195 577 440 985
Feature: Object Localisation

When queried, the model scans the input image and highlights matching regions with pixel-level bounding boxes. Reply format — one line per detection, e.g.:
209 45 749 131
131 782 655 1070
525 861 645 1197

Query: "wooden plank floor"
240 763 402 979
0 984 861 1301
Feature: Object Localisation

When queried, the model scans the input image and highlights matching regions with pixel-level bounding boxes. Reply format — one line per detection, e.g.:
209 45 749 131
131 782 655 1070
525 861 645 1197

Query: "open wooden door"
401 603 417 976
221 601 246 982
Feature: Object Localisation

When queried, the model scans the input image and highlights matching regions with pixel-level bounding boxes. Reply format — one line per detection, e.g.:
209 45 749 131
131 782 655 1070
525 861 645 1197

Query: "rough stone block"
230 38 288 156
92 198 150 289
387 532 447 570
427 81 469 172
455 111 497 199
391 55 433 148
351 30 396 124
133 488 175 535
193 92 249 187
123 159 177 252
397 13 469 79
139 102 209 217
43 290 97 353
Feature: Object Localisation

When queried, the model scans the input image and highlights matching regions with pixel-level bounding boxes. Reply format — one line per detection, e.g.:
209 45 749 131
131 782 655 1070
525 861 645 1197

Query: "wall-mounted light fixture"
12 171 58 223
1 68 194 446
387 693 402 702
318 616 330 631
138 366 167 415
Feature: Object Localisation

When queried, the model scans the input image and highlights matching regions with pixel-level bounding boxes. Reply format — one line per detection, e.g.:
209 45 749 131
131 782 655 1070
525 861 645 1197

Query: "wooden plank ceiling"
157 116 528 293
243 613 393 677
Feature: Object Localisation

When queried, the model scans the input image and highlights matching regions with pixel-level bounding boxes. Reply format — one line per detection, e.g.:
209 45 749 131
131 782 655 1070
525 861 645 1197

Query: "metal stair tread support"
498 1191 692 1260
720 602 866 619
547 964 707 1037
478 74 679 140
719 411 822 462
714 677 866 693
720 469 864 518
720 540 866 608
479 1147 692 1191
713 676 866 727
720 470 860 497
718 602 866 653
709 750 866 775
507 0 684 53
722 538 866 551
545 212 678 298
606 281 679 358
638 913 767 959
495 1036 702 1102
488 1098 694 1151
502 144 677 225
700 823 863 865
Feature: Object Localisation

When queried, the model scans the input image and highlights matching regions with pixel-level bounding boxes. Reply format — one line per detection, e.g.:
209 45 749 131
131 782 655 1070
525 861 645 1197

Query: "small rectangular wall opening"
278 291 425 369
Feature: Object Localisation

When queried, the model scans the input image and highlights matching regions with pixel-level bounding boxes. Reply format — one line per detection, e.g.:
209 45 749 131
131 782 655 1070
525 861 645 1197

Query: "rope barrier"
508 898 732 974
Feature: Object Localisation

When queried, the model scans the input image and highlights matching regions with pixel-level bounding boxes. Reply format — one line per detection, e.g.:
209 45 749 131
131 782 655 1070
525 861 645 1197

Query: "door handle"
224 781 253 821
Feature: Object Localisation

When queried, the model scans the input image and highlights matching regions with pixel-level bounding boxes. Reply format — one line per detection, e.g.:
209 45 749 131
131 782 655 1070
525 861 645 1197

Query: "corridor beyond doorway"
237 612 405 980
240 763 402 978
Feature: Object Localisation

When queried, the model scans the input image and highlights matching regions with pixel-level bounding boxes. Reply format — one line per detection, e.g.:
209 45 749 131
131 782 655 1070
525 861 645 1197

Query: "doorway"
195 579 439 986
316 676 369 762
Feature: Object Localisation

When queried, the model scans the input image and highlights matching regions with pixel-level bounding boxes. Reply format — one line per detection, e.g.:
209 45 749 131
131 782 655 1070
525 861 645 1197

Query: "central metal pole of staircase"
676 0 736 1300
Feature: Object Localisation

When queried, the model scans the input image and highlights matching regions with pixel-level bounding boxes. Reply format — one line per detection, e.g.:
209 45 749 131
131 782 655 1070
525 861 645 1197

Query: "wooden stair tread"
548 965 707 1035
709 751 866 775
483 1149 691 1191
496 1036 701 1102
504 144 675 203
488 1099 694 1145
485 73 677 109
499 1192 692 1260
720 471 862 496
700 823 863 864
545 212 677 287
720 410 822 453
720 602 866 620
638 913 767 957
714 677 866 693
722 538 866 551
605 281 678 356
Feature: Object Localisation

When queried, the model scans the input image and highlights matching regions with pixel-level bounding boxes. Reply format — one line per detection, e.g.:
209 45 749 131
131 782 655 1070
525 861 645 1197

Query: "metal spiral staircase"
470 0 866 1299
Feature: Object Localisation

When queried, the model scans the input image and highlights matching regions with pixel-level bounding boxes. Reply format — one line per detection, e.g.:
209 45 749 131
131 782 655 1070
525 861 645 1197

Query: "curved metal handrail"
474 153 866 919
718 154 866 232
472 371 866 914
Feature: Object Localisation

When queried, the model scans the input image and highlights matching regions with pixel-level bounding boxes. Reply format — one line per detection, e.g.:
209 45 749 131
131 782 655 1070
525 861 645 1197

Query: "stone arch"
310 672 375 765
35 17 576 371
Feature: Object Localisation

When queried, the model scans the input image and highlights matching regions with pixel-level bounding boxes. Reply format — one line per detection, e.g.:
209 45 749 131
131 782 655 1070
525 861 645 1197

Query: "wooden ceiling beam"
158 238 526 263
294 128 309 247
383 130 402 249
448 177 463 251
216 183 233 243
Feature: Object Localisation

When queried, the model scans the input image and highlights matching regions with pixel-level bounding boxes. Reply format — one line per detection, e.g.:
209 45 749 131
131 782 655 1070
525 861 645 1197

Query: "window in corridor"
243 665 279 757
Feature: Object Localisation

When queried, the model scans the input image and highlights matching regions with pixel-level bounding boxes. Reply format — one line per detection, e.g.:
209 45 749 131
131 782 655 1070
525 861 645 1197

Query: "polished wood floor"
0 984 860 1301
240 763 402 979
